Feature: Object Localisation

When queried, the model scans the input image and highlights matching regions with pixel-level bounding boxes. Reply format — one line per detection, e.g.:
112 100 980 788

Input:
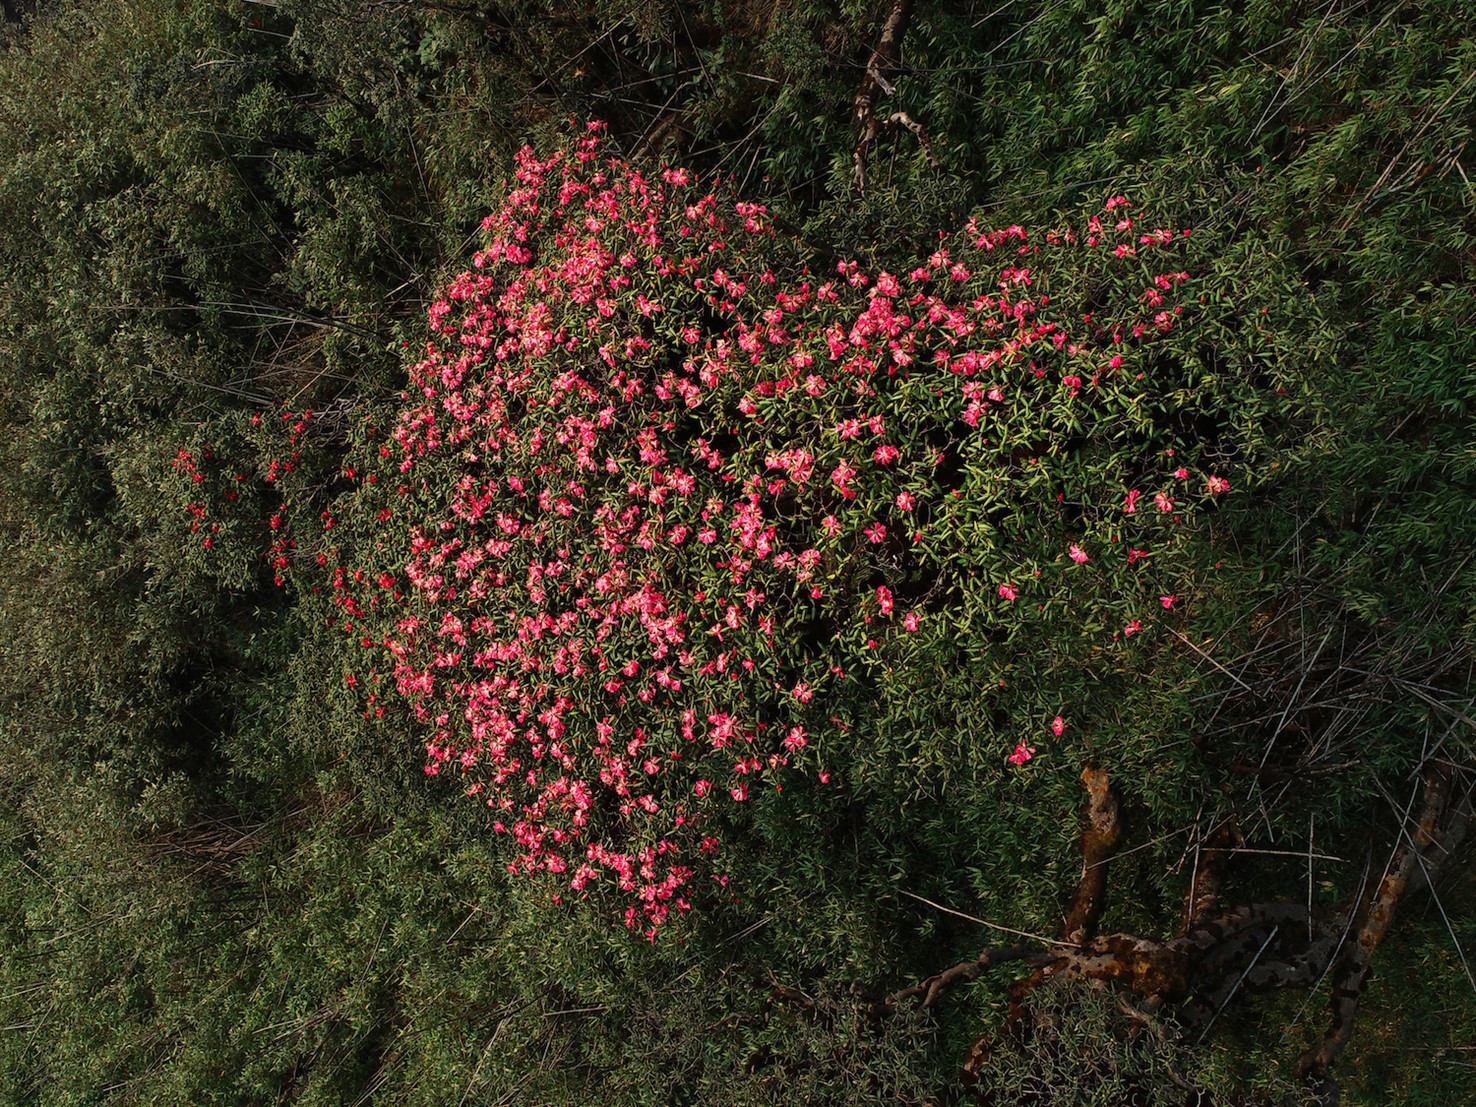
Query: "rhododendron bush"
306 126 1264 937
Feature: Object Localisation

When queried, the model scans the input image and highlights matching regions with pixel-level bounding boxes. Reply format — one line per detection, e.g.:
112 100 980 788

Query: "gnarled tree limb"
1297 764 1473 1093
1063 764 1122 945
874 761 1474 1104
851 0 939 194
1182 818 1240 933
877 944 1044 1016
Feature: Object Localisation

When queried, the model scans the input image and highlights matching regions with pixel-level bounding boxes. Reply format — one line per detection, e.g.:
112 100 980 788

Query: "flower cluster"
304 125 1247 936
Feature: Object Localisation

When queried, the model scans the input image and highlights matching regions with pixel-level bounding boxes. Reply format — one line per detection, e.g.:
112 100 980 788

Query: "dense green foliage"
1 1 1473 1103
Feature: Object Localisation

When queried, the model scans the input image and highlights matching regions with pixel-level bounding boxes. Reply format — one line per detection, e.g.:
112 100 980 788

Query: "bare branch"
851 0 940 193
1297 765 1461 1086
1063 764 1122 945
879 946 1043 1016
1182 819 1239 934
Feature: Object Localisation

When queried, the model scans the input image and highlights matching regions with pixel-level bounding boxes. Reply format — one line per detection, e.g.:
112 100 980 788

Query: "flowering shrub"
284 126 1260 937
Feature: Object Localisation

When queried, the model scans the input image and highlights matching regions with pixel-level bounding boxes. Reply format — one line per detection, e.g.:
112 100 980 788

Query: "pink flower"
695 780 712 797
1123 619 1141 636
1051 716 1067 736
902 611 920 632
1206 474 1230 494
1069 545 1089 563
864 522 887 544
1154 492 1174 513
830 460 858 497
1007 741 1035 766
821 514 841 536
1124 489 1141 513
730 783 748 801
998 583 1018 601
1160 594 1177 609
895 491 916 511
1174 467 1188 479
792 682 814 703
876 585 894 615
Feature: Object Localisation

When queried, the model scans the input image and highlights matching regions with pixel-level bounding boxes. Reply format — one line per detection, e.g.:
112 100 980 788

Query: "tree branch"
851 0 938 193
1063 764 1122 945
1297 764 1471 1092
